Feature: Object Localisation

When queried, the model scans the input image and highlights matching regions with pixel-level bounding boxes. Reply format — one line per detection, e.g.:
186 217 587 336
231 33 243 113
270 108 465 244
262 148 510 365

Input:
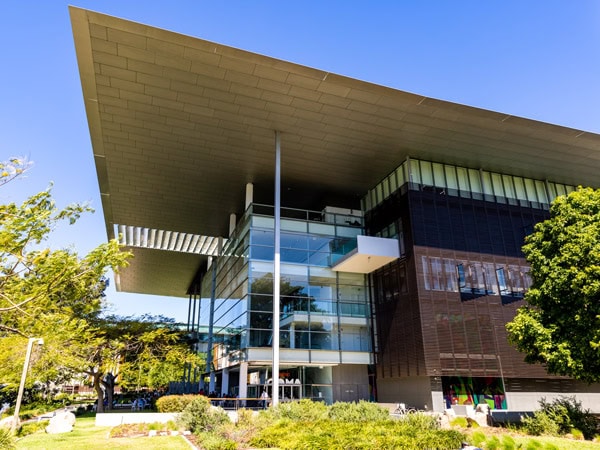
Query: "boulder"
0 416 17 429
45 411 76 434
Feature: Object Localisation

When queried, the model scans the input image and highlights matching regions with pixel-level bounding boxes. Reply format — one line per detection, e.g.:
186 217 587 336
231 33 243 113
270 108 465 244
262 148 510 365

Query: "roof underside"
70 7 600 297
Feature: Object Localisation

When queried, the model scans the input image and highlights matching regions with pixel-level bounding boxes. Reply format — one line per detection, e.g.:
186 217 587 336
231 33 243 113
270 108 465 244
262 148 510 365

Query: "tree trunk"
93 372 104 413
102 373 115 411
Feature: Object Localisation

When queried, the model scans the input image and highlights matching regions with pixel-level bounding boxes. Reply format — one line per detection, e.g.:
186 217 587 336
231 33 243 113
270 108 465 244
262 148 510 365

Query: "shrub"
500 434 516 450
177 396 229 434
328 400 390 422
398 412 440 431
195 432 237 450
155 394 199 412
541 396 598 440
485 435 501 450
524 439 543 450
471 430 486 448
267 399 328 421
569 428 584 440
16 420 49 437
522 396 598 440
250 419 464 450
0 427 16 450
522 410 560 436
450 416 469 428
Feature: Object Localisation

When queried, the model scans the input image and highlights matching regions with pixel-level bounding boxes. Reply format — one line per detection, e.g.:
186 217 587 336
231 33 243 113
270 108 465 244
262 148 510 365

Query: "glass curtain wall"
362 158 576 212
248 206 369 352
200 205 370 371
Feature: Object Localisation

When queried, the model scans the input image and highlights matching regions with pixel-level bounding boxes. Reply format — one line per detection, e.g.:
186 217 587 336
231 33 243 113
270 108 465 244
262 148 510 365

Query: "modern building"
70 7 600 412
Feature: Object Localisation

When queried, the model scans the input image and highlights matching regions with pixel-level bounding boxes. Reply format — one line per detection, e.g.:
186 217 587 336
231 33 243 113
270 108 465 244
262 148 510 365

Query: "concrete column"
229 213 236 237
272 131 281 406
221 368 230 396
290 323 295 349
245 183 254 210
239 362 248 400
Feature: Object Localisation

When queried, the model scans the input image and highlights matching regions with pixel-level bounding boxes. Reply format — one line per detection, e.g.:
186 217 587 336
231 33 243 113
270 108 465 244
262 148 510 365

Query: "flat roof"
70 7 600 297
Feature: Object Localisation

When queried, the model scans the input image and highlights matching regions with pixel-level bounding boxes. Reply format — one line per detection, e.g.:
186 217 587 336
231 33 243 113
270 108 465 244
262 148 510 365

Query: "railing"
250 203 364 228
205 397 293 410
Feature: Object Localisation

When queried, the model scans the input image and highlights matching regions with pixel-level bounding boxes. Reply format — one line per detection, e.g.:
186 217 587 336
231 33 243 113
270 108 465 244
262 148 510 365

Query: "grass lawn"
15 416 191 450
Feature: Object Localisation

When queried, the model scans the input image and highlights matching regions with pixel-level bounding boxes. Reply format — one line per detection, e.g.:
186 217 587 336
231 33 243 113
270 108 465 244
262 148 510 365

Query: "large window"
421 256 531 303
363 158 576 212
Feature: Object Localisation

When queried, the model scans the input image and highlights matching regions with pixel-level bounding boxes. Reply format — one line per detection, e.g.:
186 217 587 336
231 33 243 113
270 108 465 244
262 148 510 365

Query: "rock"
0 416 17 429
45 411 76 434
148 430 157 437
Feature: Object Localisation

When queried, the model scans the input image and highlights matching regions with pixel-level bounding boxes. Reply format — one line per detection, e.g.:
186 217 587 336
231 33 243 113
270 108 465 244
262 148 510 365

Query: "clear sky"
1 1 600 322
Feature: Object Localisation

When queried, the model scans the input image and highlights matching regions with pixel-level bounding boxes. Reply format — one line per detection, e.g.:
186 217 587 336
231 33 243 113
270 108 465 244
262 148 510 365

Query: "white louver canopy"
115 224 223 256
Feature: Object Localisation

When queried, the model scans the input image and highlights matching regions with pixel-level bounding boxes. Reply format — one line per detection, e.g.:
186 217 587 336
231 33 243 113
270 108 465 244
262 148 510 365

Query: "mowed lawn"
15 416 192 450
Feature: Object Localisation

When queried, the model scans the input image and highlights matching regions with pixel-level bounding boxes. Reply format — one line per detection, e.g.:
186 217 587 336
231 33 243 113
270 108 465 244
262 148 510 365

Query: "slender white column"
221 368 230 396
272 131 281 406
206 237 223 394
245 183 254 210
239 361 248 401
229 213 236 237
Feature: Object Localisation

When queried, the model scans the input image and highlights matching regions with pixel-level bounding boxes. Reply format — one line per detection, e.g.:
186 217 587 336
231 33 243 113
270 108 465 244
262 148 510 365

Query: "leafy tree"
0 189 129 335
0 157 31 186
507 187 600 382
0 186 130 412
57 315 204 412
0 178 201 414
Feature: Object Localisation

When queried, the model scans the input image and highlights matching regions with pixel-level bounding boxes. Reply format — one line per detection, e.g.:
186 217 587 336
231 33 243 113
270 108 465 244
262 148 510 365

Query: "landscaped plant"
155 394 199 412
0 428 16 450
16 420 49 437
176 395 229 434
263 398 328 421
328 399 389 422
521 396 598 440
250 419 464 450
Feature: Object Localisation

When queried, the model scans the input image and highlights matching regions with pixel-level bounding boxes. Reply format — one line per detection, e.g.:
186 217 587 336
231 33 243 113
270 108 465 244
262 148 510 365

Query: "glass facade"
362 158 576 212
199 204 370 374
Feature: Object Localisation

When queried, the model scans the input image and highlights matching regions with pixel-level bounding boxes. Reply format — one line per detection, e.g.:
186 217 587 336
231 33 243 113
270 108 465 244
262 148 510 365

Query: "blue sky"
1 1 600 322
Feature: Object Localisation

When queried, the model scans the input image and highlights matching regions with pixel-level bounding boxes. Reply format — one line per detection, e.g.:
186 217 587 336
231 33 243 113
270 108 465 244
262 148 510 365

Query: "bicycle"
393 402 417 415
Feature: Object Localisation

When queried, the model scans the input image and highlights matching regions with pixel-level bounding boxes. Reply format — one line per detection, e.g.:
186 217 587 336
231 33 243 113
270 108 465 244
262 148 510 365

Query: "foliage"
156 394 200 413
114 320 205 392
569 428 584 440
522 410 562 437
263 398 328 421
398 411 440 430
327 399 390 422
16 419 49 437
0 157 31 186
521 396 598 440
451 416 469 428
194 432 237 450
250 419 464 450
471 430 487 447
176 396 229 433
0 186 131 406
0 427 16 449
506 187 600 382
500 434 517 450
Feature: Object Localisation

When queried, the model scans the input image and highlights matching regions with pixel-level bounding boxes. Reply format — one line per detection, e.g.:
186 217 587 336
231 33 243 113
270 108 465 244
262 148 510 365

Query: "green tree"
61 315 204 412
0 186 130 410
0 157 31 186
507 187 600 382
0 180 200 414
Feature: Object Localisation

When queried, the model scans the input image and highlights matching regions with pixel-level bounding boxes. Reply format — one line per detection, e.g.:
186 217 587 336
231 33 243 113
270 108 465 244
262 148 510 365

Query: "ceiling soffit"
70 7 600 297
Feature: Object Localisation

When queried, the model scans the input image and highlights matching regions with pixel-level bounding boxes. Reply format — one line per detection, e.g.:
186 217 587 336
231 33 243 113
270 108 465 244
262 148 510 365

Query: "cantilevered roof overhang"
70 7 600 297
